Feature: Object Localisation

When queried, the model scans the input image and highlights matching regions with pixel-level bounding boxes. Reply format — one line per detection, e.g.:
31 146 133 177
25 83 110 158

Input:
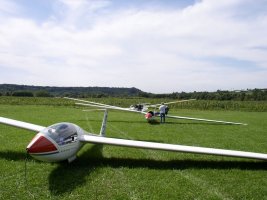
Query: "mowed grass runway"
0 100 266 199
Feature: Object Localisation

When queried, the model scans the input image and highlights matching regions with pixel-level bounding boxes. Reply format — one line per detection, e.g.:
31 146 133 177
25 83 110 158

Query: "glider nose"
26 134 57 154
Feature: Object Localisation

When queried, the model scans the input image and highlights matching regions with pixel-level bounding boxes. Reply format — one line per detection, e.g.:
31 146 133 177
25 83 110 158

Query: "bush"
35 90 52 97
12 91 34 97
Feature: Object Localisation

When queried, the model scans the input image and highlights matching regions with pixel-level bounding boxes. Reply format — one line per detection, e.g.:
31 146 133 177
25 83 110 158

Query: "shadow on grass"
48 144 104 196
0 150 264 197
77 118 239 126
77 119 146 124
0 150 32 161
163 121 233 125
47 145 267 196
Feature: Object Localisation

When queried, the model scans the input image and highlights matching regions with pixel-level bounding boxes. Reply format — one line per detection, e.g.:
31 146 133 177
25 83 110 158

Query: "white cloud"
52 0 111 29
0 0 266 93
0 0 21 15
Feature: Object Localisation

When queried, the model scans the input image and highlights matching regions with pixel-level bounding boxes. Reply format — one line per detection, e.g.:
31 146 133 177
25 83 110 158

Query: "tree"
35 90 52 97
12 91 34 97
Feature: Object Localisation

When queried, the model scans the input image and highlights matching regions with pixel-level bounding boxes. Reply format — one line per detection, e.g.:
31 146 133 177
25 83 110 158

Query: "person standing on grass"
159 102 167 123
165 106 169 115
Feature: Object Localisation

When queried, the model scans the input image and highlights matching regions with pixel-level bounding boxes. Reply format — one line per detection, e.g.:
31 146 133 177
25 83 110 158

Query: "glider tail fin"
99 109 108 136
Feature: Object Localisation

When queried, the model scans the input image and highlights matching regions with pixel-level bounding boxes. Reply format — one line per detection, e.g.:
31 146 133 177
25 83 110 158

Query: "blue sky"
0 0 266 93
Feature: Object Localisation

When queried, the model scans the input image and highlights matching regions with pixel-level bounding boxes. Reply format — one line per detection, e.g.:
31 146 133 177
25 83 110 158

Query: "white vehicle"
0 111 266 163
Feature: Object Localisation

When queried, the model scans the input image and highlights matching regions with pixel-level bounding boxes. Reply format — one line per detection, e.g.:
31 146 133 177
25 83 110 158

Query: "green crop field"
0 97 266 199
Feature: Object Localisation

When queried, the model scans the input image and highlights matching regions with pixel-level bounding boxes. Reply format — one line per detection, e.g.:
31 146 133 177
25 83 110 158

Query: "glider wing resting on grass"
0 110 265 163
64 97 247 125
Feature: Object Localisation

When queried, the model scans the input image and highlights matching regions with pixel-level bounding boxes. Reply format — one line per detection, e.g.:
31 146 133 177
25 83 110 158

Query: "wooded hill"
0 84 142 97
0 84 266 100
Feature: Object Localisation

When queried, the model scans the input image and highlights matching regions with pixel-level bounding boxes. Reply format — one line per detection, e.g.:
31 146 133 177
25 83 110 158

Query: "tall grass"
1 96 267 112
170 100 267 112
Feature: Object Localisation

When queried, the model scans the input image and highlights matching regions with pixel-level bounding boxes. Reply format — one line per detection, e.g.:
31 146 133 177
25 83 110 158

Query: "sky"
0 0 267 93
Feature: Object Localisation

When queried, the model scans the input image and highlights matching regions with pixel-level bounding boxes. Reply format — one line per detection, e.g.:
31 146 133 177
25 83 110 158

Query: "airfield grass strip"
0 104 267 199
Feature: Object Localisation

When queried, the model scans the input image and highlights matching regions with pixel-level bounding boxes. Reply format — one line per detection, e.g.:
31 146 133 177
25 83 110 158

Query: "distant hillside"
0 84 266 100
0 84 144 97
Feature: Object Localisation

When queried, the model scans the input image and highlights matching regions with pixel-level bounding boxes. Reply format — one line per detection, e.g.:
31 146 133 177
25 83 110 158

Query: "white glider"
65 97 247 125
0 112 265 163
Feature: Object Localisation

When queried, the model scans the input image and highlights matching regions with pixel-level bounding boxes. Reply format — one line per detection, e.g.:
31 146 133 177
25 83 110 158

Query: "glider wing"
76 102 147 114
165 114 247 125
64 97 123 110
0 117 46 132
148 99 196 108
79 134 267 160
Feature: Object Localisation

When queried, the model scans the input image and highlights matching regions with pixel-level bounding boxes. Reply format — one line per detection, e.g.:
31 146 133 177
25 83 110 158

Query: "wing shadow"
48 144 104 196
0 148 266 197
77 119 146 124
48 145 267 196
77 119 240 126
0 150 33 161
163 121 234 125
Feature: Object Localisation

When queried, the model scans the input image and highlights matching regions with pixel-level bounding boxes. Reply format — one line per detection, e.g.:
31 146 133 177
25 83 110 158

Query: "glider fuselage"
27 123 84 162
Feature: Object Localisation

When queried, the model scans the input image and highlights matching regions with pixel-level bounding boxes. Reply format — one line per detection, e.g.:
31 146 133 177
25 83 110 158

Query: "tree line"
0 84 266 101
0 84 141 98
138 89 267 101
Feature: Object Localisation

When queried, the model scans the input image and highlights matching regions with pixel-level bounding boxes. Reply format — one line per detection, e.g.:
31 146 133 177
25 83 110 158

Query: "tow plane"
65 97 247 125
0 111 266 163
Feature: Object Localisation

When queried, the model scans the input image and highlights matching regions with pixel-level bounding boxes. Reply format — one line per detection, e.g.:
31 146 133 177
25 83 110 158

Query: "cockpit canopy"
41 123 78 145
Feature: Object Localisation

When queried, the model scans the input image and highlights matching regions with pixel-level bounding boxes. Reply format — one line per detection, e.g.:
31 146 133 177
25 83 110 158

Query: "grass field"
0 97 266 199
